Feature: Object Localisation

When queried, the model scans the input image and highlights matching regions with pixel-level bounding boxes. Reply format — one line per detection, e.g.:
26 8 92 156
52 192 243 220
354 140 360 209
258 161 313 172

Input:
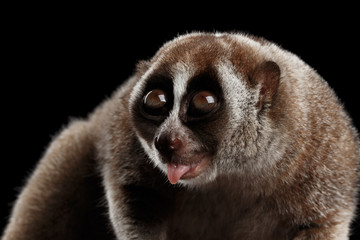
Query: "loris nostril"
154 135 183 162
169 138 182 151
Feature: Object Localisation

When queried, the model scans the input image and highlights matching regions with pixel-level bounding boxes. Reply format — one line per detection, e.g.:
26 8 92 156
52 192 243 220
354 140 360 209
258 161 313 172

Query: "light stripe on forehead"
170 61 196 112
156 61 195 136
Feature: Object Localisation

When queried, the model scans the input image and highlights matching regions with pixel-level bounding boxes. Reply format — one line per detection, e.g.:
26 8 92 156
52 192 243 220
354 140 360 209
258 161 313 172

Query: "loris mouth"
166 154 212 184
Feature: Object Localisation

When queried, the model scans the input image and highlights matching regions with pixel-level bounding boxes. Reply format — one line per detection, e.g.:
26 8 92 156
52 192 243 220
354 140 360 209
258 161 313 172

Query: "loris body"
3 32 360 240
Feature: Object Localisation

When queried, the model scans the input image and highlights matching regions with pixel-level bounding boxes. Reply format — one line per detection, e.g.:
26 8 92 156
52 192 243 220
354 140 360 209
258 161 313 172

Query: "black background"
2 5 359 238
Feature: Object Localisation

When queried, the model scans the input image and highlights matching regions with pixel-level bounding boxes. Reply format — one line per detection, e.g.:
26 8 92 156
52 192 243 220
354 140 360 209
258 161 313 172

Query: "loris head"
129 32 282 187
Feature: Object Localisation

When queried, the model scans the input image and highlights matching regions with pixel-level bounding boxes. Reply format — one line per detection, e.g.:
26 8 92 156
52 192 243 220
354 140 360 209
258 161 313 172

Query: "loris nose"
154 135 183 162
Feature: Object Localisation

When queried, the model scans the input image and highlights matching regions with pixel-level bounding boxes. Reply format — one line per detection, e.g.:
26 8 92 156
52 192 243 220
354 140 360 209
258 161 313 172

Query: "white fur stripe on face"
171 61 196 114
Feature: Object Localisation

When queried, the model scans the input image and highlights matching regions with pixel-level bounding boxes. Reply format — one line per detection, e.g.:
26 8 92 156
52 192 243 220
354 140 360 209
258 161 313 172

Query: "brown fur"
2 32 359 239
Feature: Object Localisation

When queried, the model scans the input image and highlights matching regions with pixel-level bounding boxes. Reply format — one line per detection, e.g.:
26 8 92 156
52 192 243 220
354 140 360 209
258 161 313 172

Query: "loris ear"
251 61 281 109
136 60 151 77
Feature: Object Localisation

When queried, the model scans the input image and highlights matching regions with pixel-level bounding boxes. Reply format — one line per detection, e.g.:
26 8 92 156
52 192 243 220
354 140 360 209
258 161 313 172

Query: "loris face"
129 33 281 186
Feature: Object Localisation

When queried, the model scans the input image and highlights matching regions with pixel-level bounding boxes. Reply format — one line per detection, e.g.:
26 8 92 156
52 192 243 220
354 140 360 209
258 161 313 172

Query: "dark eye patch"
142 89 169 120
143 89 167 113
139 74 174 120
182 68 223 122
129 73 174 144
143 74 173 97
188 90 218 117
186 69 221 94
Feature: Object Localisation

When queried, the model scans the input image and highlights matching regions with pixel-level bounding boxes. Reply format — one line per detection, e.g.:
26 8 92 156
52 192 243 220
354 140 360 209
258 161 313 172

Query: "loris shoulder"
3 32 360 240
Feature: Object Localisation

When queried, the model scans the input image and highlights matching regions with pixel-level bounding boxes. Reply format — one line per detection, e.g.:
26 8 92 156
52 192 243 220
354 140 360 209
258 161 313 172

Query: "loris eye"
188 90 218 117
143 89 168 116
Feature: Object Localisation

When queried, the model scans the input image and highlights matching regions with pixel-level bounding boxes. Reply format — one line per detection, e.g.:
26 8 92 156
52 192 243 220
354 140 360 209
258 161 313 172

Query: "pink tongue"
167 163 191 184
